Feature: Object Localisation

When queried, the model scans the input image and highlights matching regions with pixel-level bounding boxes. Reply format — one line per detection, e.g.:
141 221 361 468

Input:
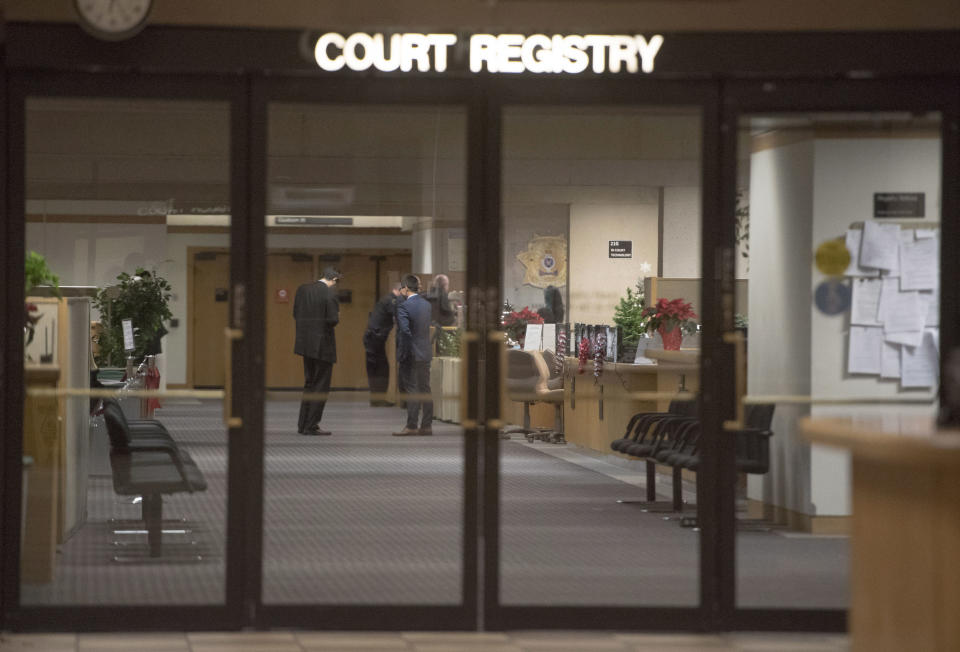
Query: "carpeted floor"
20 396 848 609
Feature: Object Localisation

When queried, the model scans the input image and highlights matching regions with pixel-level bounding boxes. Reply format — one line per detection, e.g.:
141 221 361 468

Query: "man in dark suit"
393 274 433 436
363 285 400 406
293 266 341 435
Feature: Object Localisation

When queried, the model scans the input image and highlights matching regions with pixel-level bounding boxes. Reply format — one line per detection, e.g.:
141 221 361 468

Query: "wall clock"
74 0 153 41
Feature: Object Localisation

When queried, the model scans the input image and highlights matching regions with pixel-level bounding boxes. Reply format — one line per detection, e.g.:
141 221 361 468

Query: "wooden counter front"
563 352 698 454
22 365 62 583
801 417 960 652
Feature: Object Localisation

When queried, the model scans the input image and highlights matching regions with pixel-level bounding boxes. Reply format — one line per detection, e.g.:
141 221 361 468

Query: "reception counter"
563 350 699 454
801 417 960 652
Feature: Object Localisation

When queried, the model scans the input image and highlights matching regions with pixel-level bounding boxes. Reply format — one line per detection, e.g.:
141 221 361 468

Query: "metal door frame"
718 76 960 632
1 70 250 630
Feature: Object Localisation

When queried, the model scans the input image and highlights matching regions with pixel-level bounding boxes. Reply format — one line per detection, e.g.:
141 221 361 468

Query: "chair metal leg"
142 494 163 557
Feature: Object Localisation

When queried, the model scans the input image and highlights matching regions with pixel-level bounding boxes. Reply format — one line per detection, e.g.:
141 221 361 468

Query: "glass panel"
262 103 467 604
499 106 702 605
735 111 942 608
21 98 231 604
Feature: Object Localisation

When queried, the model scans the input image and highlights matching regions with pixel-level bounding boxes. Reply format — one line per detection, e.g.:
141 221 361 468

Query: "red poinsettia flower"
502 307 544 343
642 297 698 334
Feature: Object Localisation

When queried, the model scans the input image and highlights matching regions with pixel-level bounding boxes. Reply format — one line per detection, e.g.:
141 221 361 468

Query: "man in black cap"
293 266 341 435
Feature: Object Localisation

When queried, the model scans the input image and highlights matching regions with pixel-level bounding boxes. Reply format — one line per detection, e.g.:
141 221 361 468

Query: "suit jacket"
366 292 397 336
396 293 432 363
293 281 339 362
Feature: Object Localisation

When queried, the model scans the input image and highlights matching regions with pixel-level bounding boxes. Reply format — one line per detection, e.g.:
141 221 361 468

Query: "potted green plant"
613 278 649 360
92 267 173 367
24 251 61 348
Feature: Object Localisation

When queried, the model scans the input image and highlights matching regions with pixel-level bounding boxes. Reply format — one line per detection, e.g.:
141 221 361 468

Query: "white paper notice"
860 221 900 271
922 287 939 326
915 228 936 239
899 235 938 290
880 341 901 378
523 324 543 351
901 331 939 388
541 323 556 353
122 319 135 352
882 291 925 334
848 326 883 375
850 278 883 326
844 229 880 277
875 277 899 325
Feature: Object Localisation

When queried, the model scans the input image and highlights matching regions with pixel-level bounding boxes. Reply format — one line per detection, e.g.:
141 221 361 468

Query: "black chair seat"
101 396 208 557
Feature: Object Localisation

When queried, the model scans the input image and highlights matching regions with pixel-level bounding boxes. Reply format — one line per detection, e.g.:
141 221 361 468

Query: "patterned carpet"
20 396 848 609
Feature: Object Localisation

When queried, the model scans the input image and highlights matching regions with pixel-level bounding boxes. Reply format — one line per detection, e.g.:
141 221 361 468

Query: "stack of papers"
846 224 939 389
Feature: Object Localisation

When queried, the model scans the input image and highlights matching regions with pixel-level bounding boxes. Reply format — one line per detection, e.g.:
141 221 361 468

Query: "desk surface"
801 416 960 466
563 349 699 375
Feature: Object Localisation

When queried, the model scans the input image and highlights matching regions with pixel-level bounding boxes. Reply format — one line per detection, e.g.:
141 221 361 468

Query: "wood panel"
265 253 313 388
330 254 377 389
191 252 229 387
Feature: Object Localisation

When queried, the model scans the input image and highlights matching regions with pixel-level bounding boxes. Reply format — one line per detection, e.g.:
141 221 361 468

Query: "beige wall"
569 203 659 325
7 0 959 31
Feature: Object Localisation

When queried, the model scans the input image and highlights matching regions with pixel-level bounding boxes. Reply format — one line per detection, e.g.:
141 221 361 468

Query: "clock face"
75 0 153 40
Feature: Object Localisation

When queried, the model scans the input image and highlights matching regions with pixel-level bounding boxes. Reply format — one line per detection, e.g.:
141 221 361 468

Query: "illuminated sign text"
314 32 664 74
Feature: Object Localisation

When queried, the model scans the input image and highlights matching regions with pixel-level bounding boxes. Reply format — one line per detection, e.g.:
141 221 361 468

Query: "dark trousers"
298 356 333 432
403 359 433 430
363 330 390 398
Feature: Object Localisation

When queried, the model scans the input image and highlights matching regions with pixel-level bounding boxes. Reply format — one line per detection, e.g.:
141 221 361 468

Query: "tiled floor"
0 630 849 651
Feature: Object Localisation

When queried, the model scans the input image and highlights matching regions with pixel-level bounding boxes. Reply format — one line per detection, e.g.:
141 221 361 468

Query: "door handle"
459 331 479 430
224 327 244 428
722 330 746 431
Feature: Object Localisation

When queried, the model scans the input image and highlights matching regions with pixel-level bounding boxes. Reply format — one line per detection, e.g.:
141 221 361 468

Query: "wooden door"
266 253 314 389
191 251 230 387
329 254 377 389
378 254 412 399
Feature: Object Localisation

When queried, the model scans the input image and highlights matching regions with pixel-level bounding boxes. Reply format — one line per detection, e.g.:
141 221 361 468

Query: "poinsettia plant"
502 306 544 345
642 298 698 335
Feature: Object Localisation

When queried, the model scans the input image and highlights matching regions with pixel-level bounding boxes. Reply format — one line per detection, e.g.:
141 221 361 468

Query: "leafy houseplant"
92 267 173 367
24 251 61 347
501 307 543 347
613 279 649 348
642 298 698 350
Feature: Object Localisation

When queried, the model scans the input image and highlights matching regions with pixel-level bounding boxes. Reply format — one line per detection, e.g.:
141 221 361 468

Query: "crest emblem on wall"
516 234 568 288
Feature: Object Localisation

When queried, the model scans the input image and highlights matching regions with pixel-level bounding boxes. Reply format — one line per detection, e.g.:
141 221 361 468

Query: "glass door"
7 73 247 629
252 78 478 629
723 79 958 630
486 80 719 630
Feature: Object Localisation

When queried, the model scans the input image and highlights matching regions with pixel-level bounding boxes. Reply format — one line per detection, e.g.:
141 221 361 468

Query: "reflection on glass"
735 111 942 608
500 106 702 606
261 104 466 604
21 98 230 604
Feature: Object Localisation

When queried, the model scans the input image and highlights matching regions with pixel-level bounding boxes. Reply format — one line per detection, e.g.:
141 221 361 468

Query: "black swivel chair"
101 402 208 559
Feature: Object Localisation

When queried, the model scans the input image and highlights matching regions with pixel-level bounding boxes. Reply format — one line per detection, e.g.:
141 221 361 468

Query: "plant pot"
658 325 683 351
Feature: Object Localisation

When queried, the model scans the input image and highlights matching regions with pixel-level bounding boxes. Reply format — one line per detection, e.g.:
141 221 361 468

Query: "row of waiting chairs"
611 399 775 527
101 397 208 559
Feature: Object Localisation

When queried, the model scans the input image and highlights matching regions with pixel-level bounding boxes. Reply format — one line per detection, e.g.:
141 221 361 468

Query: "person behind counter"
536 284 565 324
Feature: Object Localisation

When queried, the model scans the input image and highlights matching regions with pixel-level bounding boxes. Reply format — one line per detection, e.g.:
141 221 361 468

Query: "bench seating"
101 398 207 558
